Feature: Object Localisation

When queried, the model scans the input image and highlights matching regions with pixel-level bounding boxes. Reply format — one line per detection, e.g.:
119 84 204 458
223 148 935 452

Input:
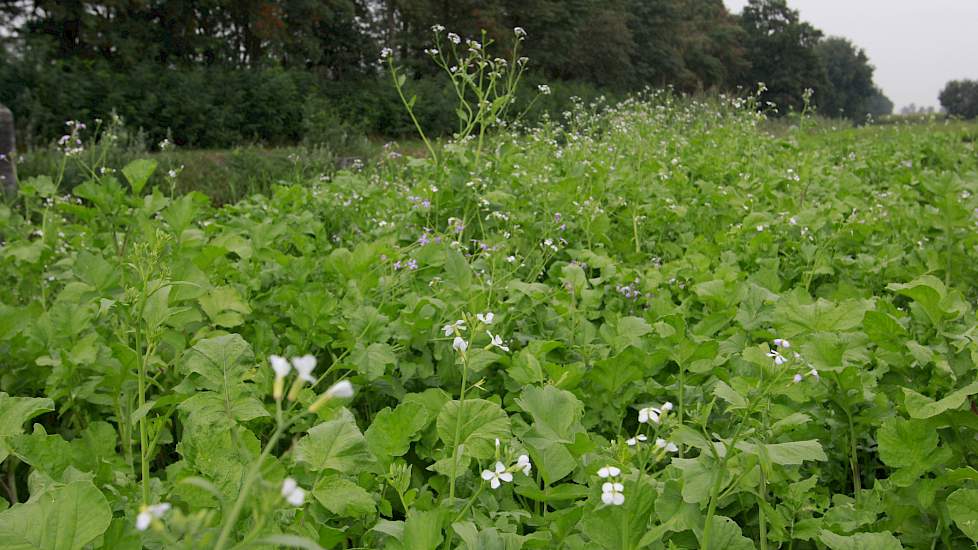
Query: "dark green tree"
939 80 978 119
815 37 877 120
738 0 827 114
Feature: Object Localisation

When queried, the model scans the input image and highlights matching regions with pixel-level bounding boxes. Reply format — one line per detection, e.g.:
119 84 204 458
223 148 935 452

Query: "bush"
939 79 978 119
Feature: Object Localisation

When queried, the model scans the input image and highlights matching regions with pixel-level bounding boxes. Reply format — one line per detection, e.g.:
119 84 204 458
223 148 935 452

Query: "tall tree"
738 0 826 114
815 37 876 120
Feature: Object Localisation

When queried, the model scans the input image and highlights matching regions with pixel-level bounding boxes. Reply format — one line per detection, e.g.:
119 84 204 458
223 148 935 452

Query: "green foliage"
939 79 978 119
2 89 978 548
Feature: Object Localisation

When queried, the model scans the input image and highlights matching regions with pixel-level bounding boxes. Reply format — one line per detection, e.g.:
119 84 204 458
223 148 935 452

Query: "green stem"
448 344 470 499
213 418 292 550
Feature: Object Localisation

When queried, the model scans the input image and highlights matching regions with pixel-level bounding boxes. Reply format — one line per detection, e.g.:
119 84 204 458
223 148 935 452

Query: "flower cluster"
444 312 510 355
481 454 532 489
597 465 624 505
638 401 673 424
269 354 316 401
135 502 171 531
281 477 306 506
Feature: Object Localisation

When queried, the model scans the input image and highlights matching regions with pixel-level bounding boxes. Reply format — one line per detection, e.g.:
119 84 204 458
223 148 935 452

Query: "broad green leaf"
444 250 472 291
903 381 978 419
735 440 828 465
887 276 950 326
877 417 937 469
353 342 397 380
0 393 54 463
580 477 657 550
178 393 269 429
862 311 906 351
523 436 576 485
296 412 373 473
819 530 903 550
948 488 978 541
700 516 755 550
121 158 157 194
365 402 429 462
515 385 583 442
0 480 111 550
255 535 325 550
714 380 747 409
182 334 255 393
313 476 375 517
402 509 444 550
436 399 510 460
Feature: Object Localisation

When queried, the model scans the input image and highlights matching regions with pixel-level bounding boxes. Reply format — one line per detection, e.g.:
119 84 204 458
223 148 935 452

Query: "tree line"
0 0 894 149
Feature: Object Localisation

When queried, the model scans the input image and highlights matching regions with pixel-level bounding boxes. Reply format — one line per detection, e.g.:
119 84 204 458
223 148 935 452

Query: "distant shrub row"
0 59 614 150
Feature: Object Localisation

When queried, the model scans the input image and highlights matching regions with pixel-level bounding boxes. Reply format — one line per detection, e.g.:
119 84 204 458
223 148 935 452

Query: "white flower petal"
270 355 291 378
612 492 625 505
490 477 501 489
499 471 513 483
601 491 615 505
324 380 354 399
602 482 613 492
281 477 298 497
136 511 152 531
482 469 495 481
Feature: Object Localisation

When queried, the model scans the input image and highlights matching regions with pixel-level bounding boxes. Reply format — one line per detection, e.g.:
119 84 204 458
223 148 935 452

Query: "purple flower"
393 260 403 270
554 212 562 222
419 233 430 246
407 258 418 270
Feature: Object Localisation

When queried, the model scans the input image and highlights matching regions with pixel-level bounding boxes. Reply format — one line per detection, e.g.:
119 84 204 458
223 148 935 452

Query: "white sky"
723 0 978 109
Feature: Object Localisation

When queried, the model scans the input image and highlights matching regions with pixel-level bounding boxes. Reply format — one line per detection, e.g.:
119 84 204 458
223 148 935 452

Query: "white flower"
135 502 171 531
597 465 621 478
661 401 674 412
638 406 664 424
626 434 648 446
487 331 510 352
380 47 393 59
655 438 679 453
477 312 494 324
809 368 820 380
514 27 526 37
481 461 513 489
793 373 803 383
537 84 551 95
447 33 461 44
270 355 291 378
432 24 445 33
601 482 625 506
281 477 306 506
291 355 317 383
324 380 354 399
452 336 468 353
773 338 791 349
767 350 787 365
516 454 532 476
442 319 466 336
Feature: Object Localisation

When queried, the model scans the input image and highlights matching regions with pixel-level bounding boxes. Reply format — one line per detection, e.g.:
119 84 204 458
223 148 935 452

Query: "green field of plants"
2 91 978 549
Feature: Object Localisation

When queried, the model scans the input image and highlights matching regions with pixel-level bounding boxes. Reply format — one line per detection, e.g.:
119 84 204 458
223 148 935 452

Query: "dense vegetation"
939 80 978 120
0 0 893 148
1 84 978 548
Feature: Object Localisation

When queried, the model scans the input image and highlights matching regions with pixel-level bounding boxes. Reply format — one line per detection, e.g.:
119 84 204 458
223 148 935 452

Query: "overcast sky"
723 0 978 109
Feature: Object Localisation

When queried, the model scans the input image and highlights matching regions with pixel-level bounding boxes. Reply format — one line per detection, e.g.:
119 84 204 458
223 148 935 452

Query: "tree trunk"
0 103 16 196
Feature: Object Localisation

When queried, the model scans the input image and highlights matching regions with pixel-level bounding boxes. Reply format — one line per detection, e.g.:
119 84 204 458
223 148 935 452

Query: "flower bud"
308 380 354 413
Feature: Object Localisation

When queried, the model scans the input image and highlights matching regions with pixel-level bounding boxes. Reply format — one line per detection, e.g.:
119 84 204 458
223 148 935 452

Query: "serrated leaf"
735 439 827 465
0 393 54 463
903 381 978 419
819 530 903 550
364 402 429 462
182 334 255 393
313 476 375 518
296 412 373 473
515 385 583 442
0 480 111 550
948 488 978 541
436 399 510 460
121 158 157 195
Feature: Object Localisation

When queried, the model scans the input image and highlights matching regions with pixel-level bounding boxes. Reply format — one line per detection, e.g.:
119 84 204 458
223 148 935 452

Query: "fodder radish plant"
2 28 978 550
